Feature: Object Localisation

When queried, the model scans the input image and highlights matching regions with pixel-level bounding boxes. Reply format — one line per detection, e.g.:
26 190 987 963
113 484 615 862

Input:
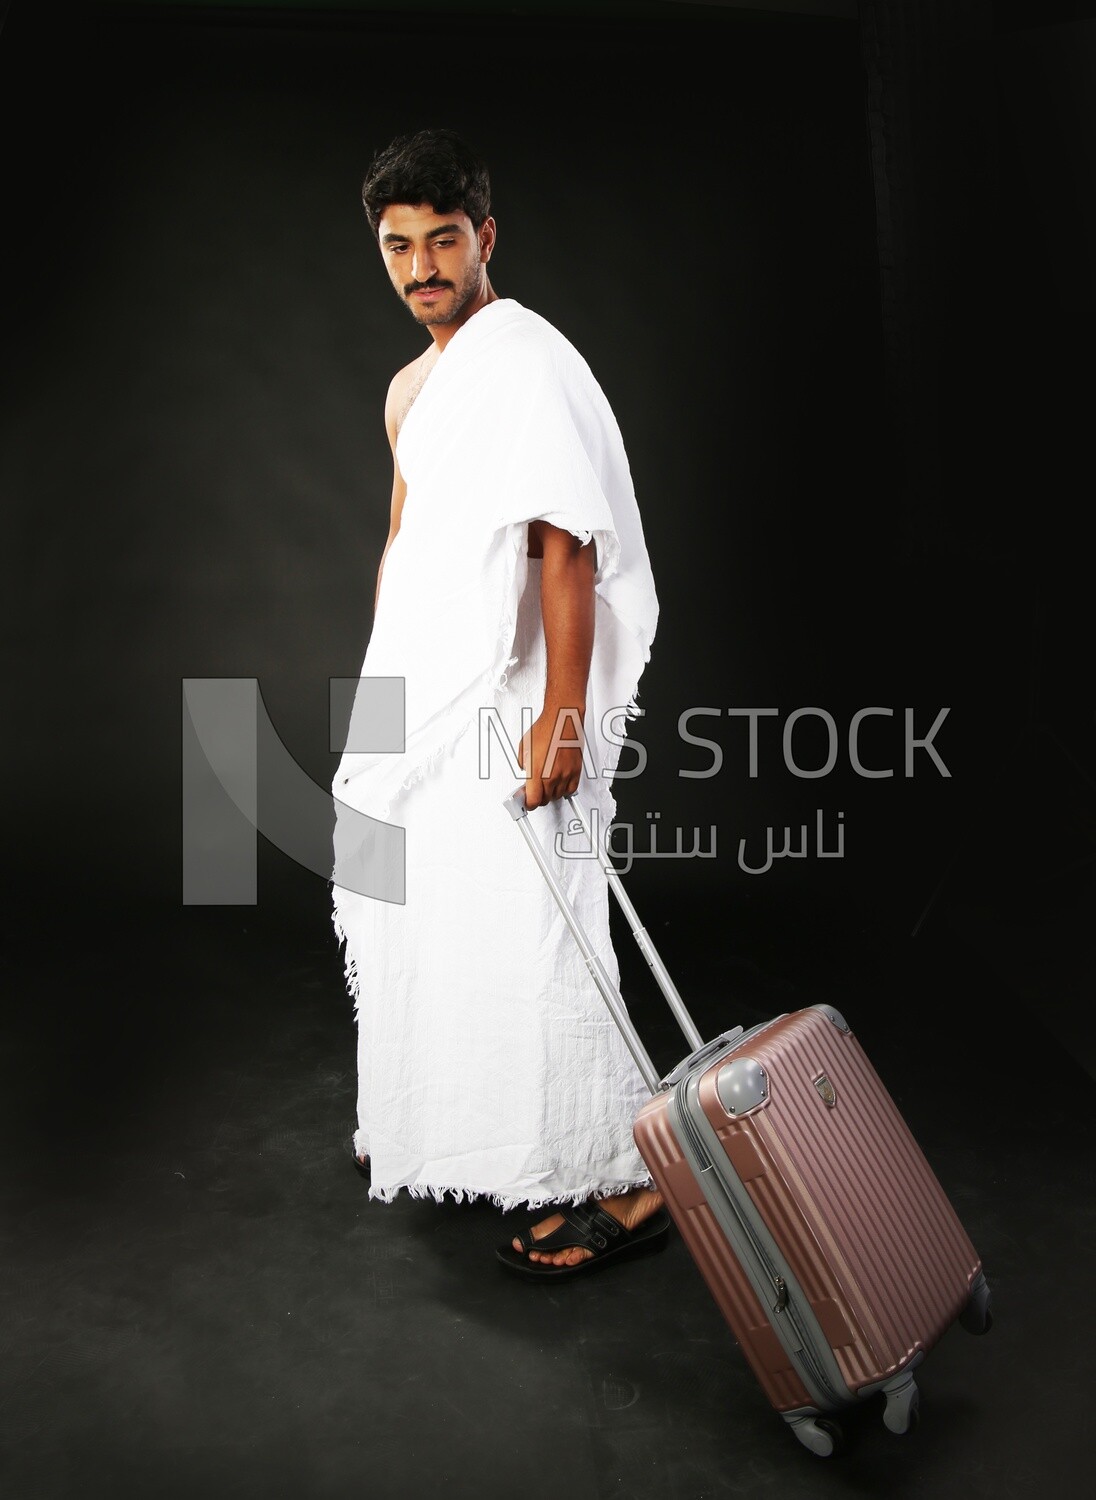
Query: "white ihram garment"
330 300 659 1209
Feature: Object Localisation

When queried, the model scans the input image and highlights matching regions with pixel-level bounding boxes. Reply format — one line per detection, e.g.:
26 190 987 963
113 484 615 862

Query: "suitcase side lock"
715 1056 769 1116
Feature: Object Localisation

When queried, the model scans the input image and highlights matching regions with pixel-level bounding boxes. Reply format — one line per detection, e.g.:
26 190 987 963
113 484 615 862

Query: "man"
331 128 668 1275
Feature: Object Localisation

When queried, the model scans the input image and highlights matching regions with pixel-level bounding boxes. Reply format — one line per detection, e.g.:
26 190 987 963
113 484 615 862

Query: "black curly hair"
361 127 492 237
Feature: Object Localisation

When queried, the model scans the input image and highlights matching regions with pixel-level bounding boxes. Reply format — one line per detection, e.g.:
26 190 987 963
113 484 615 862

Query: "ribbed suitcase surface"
726 1010 979 1376
635 1006 984 1412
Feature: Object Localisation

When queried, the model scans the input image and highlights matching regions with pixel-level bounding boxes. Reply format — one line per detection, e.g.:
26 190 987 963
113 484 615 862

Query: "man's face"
377 203 494 329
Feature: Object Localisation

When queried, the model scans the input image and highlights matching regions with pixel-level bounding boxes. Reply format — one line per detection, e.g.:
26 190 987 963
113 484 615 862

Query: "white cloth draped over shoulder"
331 298 658 831
329 298 660 1210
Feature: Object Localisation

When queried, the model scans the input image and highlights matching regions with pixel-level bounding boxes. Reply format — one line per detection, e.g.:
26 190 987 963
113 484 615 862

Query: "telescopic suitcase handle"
504 786 707 1095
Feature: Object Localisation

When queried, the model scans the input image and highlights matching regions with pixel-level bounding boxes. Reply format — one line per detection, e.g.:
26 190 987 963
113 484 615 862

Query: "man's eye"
434 239 455 248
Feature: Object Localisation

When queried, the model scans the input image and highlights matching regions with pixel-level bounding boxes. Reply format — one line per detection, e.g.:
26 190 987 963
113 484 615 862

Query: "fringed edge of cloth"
364 1176 656 1213
330 886 360 1007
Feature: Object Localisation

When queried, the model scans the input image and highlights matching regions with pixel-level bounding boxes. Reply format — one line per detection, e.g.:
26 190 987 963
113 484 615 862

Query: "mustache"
404 277 453 295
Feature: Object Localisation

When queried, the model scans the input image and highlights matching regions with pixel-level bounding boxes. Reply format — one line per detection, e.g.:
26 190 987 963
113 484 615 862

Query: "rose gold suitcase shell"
634 1005 990 1451
506 792 992 1457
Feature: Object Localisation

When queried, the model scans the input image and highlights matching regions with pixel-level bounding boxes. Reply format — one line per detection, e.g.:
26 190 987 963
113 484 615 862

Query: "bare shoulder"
386 353 425 405
384 347 438 447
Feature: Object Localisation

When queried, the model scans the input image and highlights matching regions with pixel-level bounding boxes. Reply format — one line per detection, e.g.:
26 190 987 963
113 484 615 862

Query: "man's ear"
479 216 496 262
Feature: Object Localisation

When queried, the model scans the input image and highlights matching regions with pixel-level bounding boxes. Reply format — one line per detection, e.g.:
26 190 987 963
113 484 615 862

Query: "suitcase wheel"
881 1372 920 1435
959 1271 993 1335
786 1414 845 1458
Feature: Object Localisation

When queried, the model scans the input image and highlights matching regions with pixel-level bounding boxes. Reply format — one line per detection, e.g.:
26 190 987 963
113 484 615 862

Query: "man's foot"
511 1186 665 1268
496 1190 671 1279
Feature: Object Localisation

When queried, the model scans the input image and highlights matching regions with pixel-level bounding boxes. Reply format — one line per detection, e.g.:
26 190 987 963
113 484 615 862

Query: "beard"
401 262 483 327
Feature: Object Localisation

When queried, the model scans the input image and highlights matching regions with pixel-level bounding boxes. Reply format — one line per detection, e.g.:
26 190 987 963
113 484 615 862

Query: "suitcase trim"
668 1075 854 1412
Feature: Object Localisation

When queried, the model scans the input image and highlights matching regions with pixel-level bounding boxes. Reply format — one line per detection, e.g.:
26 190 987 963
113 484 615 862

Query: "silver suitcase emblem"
814 1073 837 1107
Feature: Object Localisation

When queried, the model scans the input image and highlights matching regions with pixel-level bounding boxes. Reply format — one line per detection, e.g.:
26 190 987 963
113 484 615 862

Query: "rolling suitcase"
505 789 992 1457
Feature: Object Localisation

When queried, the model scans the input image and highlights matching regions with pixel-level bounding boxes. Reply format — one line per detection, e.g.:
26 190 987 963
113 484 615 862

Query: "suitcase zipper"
672 1087 846 1410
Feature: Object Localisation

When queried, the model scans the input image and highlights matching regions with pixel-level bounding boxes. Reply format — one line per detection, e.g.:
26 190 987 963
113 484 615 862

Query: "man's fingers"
538 775 581 805
524 772 581 808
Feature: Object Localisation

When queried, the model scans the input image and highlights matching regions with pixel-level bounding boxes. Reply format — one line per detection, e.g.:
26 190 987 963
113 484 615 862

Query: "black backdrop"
3 1 1093 1063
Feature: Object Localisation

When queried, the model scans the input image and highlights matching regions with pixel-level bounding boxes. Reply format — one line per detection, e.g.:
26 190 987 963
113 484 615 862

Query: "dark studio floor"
2 854 1093 1500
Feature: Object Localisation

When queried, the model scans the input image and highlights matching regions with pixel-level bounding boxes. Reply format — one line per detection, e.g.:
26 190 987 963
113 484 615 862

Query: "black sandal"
495 1201 671 1279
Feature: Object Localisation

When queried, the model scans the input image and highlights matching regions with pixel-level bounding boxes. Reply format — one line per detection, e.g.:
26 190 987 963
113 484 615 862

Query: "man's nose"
411 244 436 283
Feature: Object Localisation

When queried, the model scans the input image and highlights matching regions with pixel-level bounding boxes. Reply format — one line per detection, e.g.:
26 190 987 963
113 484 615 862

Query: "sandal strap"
572 1202 628 1248
516 1200 628 1255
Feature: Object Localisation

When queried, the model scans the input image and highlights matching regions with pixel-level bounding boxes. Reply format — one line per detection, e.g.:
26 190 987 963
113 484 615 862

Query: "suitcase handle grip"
505 787 706 1085
660 1029 745 1089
